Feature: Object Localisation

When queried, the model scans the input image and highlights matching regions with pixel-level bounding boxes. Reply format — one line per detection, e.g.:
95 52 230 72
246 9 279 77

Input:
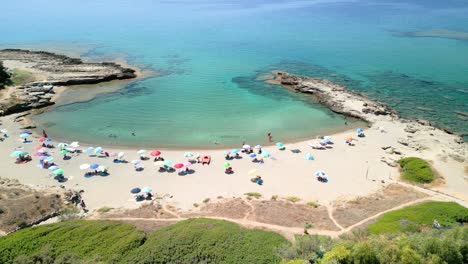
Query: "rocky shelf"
0 49 138 115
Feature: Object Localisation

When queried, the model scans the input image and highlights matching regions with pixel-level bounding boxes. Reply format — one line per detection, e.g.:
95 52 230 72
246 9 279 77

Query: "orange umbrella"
345 137 353 142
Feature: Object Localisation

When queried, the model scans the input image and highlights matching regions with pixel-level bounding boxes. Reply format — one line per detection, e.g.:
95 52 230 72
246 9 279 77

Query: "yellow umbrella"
154 161 164 166
248 169 257 175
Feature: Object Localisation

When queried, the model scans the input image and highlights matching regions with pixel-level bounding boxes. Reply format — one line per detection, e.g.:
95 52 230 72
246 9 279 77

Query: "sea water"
1 0 467 147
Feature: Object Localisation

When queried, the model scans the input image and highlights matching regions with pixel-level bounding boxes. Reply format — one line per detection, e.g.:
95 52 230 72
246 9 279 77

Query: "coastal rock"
397 138 409 146
404 125 419 134
380 157 397 167
381 146 392 150
449 153 465 163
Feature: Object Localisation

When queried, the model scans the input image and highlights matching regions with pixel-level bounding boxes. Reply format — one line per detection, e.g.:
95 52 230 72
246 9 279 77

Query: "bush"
368 201 468 234
126 218 288 264
245 192 262 199
307 201 319 208
97 206 113 213
277 235 334 263
0 220 145 263
285 196 301 203
398 157 435 183
0 62 12 89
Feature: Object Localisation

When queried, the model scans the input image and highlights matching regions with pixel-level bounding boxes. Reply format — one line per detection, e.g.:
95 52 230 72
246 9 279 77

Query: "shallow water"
1 0 467 146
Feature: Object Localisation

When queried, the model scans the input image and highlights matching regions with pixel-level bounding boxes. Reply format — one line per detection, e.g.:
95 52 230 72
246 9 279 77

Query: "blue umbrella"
48 165 60 171
90 163 99 169
276 142 284 147
356 128 364 133
130 188 141 194
231 148 239 153
83 147 94 153
19 133 30 138
250 153 257 158
44 138 52 142
142 187 152 193
305 153 314 160
10 151 28 157
315 171 326 177
94 147 103 154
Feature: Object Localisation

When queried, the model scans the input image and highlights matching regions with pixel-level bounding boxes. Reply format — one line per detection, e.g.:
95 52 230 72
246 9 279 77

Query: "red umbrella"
173 163 184 169
38 137 46 142
150 150 161 156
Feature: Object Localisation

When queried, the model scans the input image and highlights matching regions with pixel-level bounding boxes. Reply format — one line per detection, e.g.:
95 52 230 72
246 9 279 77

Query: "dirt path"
325 204 344 231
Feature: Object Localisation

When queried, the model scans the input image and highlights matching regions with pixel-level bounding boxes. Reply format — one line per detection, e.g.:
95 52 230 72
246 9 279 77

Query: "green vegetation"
369 201 468 234
245 192 262 199
398 157 435 183
285 196 301 203
97 206 114 213
203 198 210 203
271 194 279 200
127 218 287 263
0 218 288 264
307 201 319 208
0 62 12 88
10 68 35 85
0 220 145 263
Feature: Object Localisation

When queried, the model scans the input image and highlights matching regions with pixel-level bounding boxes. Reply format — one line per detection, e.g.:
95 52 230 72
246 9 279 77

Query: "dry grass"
182 198 250 219
332 184 428 228
104 203 177 219
0 178 64 233
249 200 340 231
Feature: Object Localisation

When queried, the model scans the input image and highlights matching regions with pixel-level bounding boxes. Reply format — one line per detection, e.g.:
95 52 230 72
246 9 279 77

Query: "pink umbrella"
173 163 184 169
151 150 161 156
110 152 118 158
183 161 192 167
34 152 43 156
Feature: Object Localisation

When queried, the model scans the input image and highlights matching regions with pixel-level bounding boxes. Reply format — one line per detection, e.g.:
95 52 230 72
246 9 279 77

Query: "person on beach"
42 129 48 138
267 133 272 142
80 200 87 212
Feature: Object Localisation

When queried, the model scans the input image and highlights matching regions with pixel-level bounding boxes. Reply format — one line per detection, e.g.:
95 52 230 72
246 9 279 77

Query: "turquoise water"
1 0 467 147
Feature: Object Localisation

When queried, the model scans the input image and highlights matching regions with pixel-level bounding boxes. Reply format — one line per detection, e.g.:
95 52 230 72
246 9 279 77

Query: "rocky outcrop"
0 49 138 115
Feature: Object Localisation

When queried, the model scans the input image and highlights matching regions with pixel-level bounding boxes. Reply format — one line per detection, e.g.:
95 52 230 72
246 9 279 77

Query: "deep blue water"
1 0 467 147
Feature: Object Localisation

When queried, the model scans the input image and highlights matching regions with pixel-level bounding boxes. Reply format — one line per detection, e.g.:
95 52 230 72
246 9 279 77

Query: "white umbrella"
117 152 125 158
242 144 251 149
315 171 326 177
80 164 90 170
254 145 262 149
0 129 7 133
131 159 141 165
69 142 80 148
137 150 146 155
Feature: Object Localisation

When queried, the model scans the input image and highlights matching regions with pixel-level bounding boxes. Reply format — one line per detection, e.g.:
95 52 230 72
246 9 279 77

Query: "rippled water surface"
1 0 467 146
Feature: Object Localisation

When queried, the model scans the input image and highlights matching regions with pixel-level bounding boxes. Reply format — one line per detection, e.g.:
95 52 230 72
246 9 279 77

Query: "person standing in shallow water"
267 133 272 142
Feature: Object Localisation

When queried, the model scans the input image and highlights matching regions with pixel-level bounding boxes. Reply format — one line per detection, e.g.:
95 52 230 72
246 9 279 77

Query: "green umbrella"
53 169 64 175
60 149 68 155
10 151 28 157
223 162 231 168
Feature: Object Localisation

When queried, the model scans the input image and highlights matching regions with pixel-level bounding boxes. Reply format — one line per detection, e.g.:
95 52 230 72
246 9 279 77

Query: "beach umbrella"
19 133 30 138
97 165 107 172
39 156 48 161
70 142 79 148
305 153 314 160
130 188 141 194
248 169 257 175
164 160 172 166
0 129 7 133
345 137 353 142
231 148 239 153
320 139 328 145
242 144 251 149
38 137 47 142
131 160 141 165
10 151 28 157
48 165 60 171
254 145 262 149
261 152 270 158
90 163 99 169
154 161 164 166
142 187 152 193
356 128 364 133
80 164 90 170
137 149 146 155
173 163 184 169
83 147 94 153
60 149 68 155
65 148 76 153
250 153 257 158
150 150 161 156
324 136 332 140
57 143 68 148
37 148 47 153
276 142 284 147
94 147 103 154
53 169 64 175
223 162 231 168
315 171 326 177
183 161 192 167
184 152 193 158
44 156 54 162
34 152 44 157
117 152 125 158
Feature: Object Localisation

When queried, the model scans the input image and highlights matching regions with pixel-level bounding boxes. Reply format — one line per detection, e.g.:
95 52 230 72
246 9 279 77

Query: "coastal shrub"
126 218 288 264
285 196 301 203
97 206 113 213
0 220 145 263
307 201 319 208
318 226 468 264
245 192 262 199
277 234 335 263
10 68 35 85
368 201 468 234
398 157 435 183
0 62 12 88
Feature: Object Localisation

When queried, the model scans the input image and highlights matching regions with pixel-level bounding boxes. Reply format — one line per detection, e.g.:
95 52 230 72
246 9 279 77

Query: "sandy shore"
0 63 466 215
